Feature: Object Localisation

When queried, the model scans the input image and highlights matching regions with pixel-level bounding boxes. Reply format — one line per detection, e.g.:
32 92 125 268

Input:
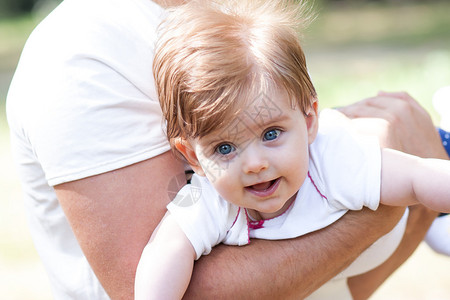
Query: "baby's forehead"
198 92 292 139
241 92 286 118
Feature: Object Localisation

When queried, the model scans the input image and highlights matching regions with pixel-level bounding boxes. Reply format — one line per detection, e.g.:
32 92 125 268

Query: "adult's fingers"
377 91 425 111
338 92 428 127
336 91 445 158
337 98 395 121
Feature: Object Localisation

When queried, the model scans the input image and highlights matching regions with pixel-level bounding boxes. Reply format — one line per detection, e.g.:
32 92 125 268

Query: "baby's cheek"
217 179 238 200
286 154 309 182
201 160 226 180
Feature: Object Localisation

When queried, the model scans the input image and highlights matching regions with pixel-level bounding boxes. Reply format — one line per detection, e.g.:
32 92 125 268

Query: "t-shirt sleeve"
167 175 233 260
7 0 170 186
309 110 382 211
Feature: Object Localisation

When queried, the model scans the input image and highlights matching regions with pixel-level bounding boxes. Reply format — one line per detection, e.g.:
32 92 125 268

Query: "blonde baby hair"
154 0 317 145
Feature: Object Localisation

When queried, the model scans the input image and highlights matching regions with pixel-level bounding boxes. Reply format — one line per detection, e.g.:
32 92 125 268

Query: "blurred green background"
305 0 450 122
1 1 450 299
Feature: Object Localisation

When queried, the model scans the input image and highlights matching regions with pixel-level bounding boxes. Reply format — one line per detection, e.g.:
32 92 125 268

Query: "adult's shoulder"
28 0 165 55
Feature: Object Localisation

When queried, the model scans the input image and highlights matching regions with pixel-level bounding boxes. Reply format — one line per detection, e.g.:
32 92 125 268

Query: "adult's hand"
338 91 448 159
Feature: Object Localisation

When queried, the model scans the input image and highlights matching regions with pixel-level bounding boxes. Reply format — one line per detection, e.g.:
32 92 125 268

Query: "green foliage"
0 0 62 18
0 0 35 17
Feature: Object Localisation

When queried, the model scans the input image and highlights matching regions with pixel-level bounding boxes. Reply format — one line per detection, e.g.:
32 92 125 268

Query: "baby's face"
189 90 318 219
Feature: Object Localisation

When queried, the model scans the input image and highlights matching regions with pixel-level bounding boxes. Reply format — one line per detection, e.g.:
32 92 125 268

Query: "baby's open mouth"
249 179 277 191
245 178 281 197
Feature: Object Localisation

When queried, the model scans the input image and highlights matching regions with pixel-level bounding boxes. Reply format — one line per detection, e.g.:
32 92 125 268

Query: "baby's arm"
135 212 196 300
381 148 450 212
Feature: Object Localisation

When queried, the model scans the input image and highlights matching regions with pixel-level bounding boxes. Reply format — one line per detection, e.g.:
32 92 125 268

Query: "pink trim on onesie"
244 209 252 244
307 171 328 200
243 195 297 243
230 207 241 229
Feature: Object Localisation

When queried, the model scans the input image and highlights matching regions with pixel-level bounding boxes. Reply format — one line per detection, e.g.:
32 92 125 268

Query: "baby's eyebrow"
250 112 290 127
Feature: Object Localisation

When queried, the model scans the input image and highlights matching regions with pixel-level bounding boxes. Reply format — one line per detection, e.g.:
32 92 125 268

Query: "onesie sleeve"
309 110 382 211
167 174 236 260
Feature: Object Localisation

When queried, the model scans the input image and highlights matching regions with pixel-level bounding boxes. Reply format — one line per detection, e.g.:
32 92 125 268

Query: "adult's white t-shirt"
6 0 169 298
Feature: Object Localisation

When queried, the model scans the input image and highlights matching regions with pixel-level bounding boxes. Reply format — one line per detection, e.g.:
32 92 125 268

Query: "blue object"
438 127 450 217
438 127 450 157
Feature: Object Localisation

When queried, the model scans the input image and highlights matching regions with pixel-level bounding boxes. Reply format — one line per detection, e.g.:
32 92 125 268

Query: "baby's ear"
306 100 319 144
172 138 206 176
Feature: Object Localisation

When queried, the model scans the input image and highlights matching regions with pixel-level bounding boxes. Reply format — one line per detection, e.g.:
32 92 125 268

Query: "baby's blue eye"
263 129 280 141
216 143 235 155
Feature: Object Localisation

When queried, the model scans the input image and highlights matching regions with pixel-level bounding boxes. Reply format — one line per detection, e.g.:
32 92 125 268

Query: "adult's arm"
185 205 405 299
55 151 186 300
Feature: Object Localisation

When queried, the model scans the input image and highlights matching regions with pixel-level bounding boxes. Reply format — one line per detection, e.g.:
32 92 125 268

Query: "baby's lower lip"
245 178 281 197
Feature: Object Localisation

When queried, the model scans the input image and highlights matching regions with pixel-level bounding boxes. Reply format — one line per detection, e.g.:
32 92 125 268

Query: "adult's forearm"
184 205 405 299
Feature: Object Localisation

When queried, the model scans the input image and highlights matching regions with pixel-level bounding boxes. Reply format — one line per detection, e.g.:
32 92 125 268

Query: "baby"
135 0 450 299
